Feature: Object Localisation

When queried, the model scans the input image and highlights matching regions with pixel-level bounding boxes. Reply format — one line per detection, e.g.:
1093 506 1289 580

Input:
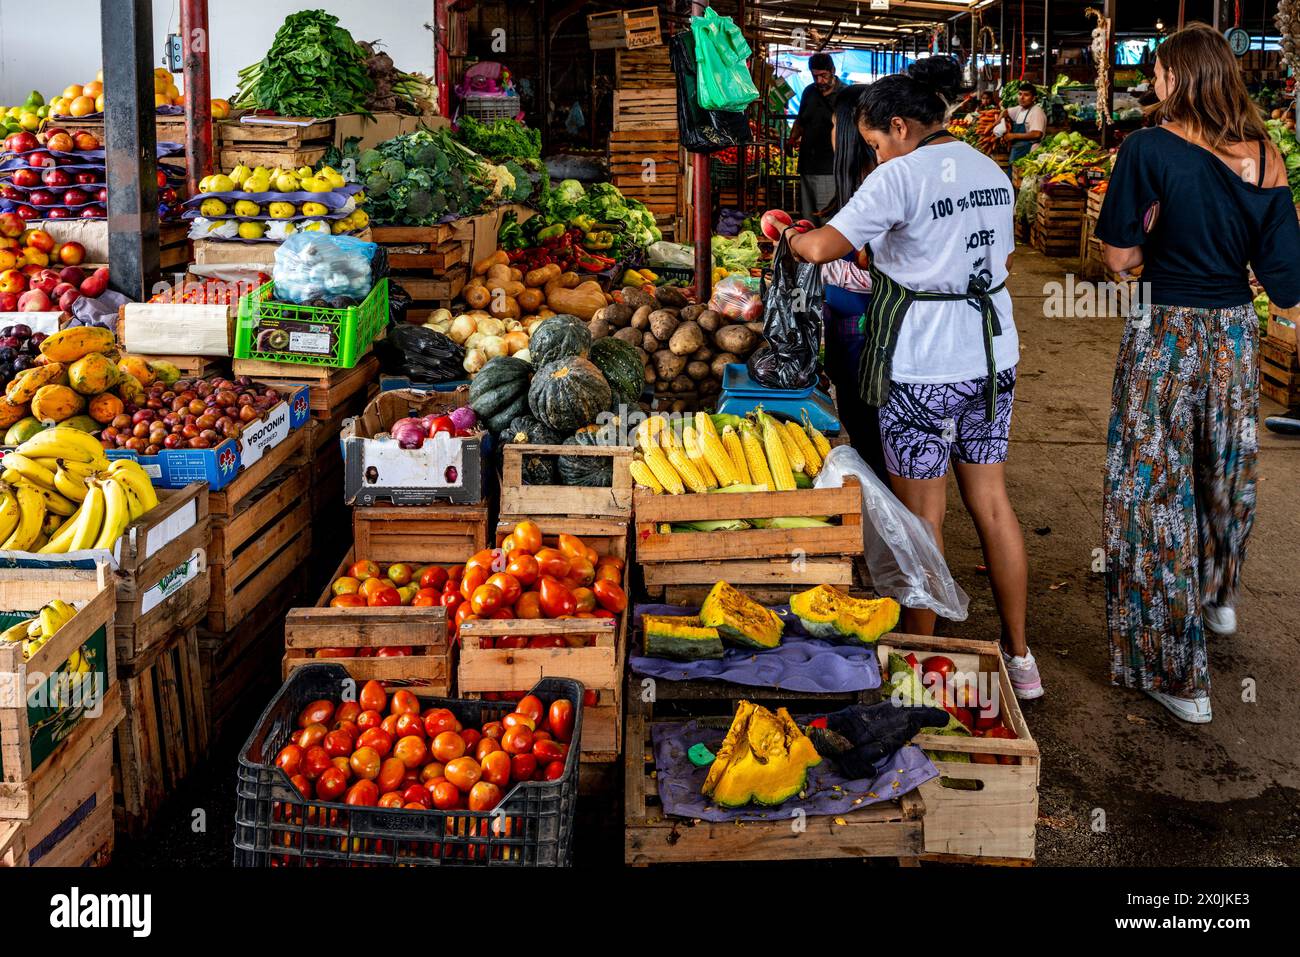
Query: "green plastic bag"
691 9 759 112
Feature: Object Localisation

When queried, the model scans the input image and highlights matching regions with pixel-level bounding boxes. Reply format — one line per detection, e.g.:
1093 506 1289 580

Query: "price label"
289 331 331 354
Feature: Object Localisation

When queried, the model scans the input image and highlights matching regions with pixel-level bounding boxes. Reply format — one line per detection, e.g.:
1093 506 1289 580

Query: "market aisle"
939 247 1300 865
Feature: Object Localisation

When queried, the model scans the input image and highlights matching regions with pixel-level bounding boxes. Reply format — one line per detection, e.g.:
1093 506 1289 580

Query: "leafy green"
1266 119 1300 205
366 128 498 226
236 10 373 117
533 178 662 253
454 116 541 160
712 231 761 271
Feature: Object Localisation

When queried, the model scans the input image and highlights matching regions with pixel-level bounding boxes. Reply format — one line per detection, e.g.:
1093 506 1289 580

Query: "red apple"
11 168 39 188
95 187 108 203
0 292 18 311
79 273 108 298
0 213 24 238
45 208 71 220
58 265 84 285
57 288 80 312
28 190 53 207
41 126 68 141
25 151 54 169
0 186 20 201
80 206 105 219
62 189 88 207
74 172 98 185
56 243 85 267
14 206 38 221
30 269 60 295
4 132 38 154
17 289 50 312
41 168 71 188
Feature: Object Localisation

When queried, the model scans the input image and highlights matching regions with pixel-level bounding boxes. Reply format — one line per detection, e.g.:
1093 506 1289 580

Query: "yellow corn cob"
643 443 685 495
683 425 720 489
660 425 680 452
722 426 751 484
787 421 822 478
804 415 832 459
667 446 708 493
637 415 666 454
740 425 773 490
630 459 664 494
762 419 796 491
695 411 719 441
699 426 737 486
762 413 804 472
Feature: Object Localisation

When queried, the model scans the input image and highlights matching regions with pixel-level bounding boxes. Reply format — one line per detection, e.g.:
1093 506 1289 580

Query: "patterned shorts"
877 368 1017 479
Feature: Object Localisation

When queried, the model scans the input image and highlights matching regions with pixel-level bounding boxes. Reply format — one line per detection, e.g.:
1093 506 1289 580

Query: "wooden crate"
206 459 312 633
616 47 674 89
877 633 1039 863
219 146 329 170
372 224 469 276
0 735 115 867
159 221 192 271
218 118 336 149
283 550 453 693
623 678 923 865
113 482 212 666
113 626 208 838
613 89 677 132
230 353 379 420
1268 299 1299 346
1031 186 1085 257
0 566 121 820
352 501 490 562
609 130 682 218
634 479 863 603
206 421 308 518
457 519 630 762
1261 334 1300 407
588 7 661 50
499 443 633 522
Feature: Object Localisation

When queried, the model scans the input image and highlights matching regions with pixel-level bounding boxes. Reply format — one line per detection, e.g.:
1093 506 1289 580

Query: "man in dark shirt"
788 51 843 223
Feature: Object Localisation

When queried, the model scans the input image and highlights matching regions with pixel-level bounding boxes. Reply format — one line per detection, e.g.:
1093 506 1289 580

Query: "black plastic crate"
233 665 583 867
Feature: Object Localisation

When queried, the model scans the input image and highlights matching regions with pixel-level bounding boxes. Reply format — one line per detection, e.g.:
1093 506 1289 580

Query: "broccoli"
357 149 384 174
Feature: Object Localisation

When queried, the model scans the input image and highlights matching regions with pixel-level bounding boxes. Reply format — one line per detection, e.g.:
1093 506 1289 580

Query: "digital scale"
714 364 842 433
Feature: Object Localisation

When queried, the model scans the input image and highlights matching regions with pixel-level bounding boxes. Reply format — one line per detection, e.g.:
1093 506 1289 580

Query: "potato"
711 352 738 380
588 318 612 340
641 332 660 354
653 350 687 381
715 325 759 355
509 267 523 283
630 305 653 330
648 309 680 342
670 375 694 393
622 287 657 309
597 303 634 327
524 264 561 288
644 363 657 385
613 326 642 347
487 263 512 284
668 321 705 357
655 285 690 308
686 360 710 381
700 379 721 397
696 309 723 334
635 346 649 365
680 303 708 322
745 320 766 335
690 345 714 363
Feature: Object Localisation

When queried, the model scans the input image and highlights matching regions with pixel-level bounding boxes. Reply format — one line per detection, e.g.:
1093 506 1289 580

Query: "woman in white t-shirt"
786 56 1041 700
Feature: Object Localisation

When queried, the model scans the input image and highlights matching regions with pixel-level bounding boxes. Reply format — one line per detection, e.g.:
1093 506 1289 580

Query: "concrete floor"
940 247 1300 866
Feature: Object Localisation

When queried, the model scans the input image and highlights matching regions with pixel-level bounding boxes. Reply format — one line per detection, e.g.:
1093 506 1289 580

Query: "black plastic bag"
747 234 824 390
387 280 412 326
670 30 751 155
376 323 466 384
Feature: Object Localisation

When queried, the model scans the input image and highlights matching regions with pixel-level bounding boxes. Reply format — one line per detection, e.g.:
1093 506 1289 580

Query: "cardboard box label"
141 548 205 616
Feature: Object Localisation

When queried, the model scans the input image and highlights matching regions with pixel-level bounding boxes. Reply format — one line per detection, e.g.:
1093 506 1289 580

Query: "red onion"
391 417 427 449
448 406 478 435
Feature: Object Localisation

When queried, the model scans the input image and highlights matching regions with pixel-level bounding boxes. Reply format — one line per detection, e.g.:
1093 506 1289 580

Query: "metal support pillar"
180 0 213 198
101 0 159 301
691 0 712 302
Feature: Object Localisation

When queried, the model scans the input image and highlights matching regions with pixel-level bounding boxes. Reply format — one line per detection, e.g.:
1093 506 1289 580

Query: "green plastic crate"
234 278 389 369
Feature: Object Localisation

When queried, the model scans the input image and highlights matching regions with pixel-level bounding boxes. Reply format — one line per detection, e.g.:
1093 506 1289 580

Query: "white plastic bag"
815 445 969 620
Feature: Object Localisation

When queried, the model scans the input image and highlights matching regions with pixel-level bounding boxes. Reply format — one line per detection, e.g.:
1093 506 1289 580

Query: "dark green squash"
558 426 615 486
469 356 531 433
527 356 611 433
529 315 591 368
500 415 565 485
588 336 644 407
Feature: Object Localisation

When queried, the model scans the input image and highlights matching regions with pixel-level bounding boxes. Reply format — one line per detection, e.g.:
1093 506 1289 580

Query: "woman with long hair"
787 57 1039 699
1096 23 1300 724
819 83 886 476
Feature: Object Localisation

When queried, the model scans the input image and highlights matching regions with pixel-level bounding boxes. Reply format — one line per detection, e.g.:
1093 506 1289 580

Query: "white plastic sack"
814 445 969 620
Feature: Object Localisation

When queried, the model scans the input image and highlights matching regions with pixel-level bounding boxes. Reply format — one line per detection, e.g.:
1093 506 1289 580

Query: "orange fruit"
69 96 95 117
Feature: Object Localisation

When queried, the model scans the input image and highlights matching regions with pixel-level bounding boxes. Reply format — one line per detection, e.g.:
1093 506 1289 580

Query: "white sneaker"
1001 649 1044 700
1146 690 1212 724
1203 604 1237 636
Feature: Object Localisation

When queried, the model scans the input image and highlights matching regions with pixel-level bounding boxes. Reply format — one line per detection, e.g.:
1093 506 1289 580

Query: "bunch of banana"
0 426 159 554
0 598 77 661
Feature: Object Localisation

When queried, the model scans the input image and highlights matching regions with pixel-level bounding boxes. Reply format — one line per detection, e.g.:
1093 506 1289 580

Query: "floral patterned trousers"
1105 303 1258 695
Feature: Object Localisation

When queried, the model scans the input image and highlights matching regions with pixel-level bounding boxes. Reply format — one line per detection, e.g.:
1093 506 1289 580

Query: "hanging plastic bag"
747 234 823 390
670 30 751 155
816 446 970 620
691 9 760 112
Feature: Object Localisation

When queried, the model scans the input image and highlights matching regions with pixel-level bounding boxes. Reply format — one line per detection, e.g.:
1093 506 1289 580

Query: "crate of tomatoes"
234 665 583 867
454 518 629 763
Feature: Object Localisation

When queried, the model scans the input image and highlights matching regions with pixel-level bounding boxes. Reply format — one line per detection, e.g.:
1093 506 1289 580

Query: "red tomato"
460 565 489 601
594 563 621 585
505 554 539 587
501 725 534 755
275 744 304 777
431 780 462 810
481 720 504 741
486 573 522 607
533 729 552 743
349 560 380 581
470 583 504 616
378 791 404 808
297 699 335 728
566 556 595 587
528 635 567 649
444 756 483 792
402 783 432 808
922 655 957 680
511 520 542 553
290 774 313 798
390 689 420 716
548 699 575 743
316 766 348 801
297 723 327 749
515 593 543 619
394 735 429 768
380 714 401 737
468 781 503 812
419 761 445 784
502 712 536 731
349 747 382 781
303 746 334 781
455 603 479 631
431 731 467 763
592 579 627 613
460 728 481 751
571 587 597 613
367 586 401 607
356 709 383 732
359 680 387 713
556 533 586 559
583 689 598 707
357 728 394 758
533 739 567 764
516 695 545 725
345 780 379 806
394 713 425 739
537 577 577 618
542 760 565 781
424 708 461 736
479 749 511 787
476 737 502 761
446 564 465 583
377 757 407 793
440 591 463 612
465 548 500 578
323 729 354 758
419 566 448 591
534 548 570 580
413 591 440 607
335 701 362 726
510 753 538 782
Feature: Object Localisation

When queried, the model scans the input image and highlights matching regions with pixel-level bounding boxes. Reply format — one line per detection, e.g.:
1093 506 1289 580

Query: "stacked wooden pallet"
588 7 661 50
216 117 335 171
1031 185 1086 258
608 45 682 229
372 224 468 321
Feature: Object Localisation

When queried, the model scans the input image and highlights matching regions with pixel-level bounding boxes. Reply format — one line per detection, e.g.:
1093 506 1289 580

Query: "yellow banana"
108 460 158 510
94 477 128 549
16 427 108 467
32 457 60 472
111 474 144 521
4 452 58 490
38 606 60 638
48 599 76 625
39 513 80 554
23 481 76 517
53 466 89 503
59 458 97 479
66 481 104 552
0 484 19 543
0 620 30 643
2 481 46 551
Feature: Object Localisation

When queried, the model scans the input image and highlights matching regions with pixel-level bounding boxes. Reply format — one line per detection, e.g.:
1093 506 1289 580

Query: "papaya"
149 360 180 386
38 326 115 364
5 363 64 404
4 416 48 446
30 384 85 423
116 373 146 406
60 415 100 433
68 352 121 395
0 396 29 430
116 355 155 387
88 392 125 425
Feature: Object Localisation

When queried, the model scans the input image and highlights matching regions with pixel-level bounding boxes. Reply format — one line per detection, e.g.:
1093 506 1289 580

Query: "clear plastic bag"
273 232 377 305
815 445 970 620
707 275 764 323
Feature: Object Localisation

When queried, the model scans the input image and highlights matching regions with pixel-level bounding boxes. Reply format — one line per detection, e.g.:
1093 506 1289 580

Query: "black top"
795 82 840 175
1095 126 1300 309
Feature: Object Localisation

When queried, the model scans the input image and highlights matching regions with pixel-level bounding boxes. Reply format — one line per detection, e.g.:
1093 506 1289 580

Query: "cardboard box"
119 301 235 356
333 113 448 153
